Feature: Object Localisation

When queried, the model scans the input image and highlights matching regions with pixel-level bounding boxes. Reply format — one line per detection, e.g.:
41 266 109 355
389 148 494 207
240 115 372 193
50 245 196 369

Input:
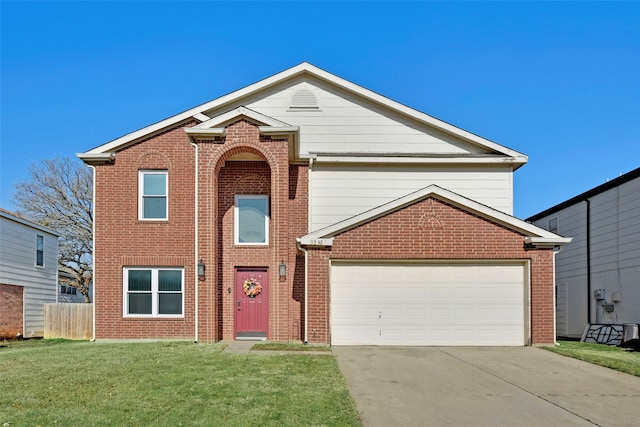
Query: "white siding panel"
310 165 513 231
532 174 640 329
531 203 588 338
233 77 493 156
0 215 58 337
555 278 568 337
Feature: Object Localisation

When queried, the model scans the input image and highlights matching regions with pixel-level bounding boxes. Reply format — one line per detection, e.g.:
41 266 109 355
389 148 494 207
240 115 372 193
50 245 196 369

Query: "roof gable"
298 185 570 248
0 208 60 236
193 106 293 129
79 63 527 167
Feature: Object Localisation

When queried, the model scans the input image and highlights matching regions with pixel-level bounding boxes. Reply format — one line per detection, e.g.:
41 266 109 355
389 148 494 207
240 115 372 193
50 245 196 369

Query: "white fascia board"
193 113 211 122
299 184 568 245
296 236 334 247
258 126 300 135
76 152 116 164
183 128 226 136
81 63 527 161
424 188 570 239
524 236 573 248
311 154 525 166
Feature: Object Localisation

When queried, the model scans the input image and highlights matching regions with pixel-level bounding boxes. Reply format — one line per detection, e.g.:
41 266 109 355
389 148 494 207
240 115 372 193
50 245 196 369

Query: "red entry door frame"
234 268 269 339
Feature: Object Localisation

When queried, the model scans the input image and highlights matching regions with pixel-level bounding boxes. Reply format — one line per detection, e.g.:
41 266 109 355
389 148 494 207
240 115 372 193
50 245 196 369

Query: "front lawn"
543 340 640 377
0 340 361 426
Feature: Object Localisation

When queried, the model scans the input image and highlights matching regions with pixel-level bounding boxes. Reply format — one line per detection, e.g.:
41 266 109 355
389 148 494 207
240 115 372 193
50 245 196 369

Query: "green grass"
252 342 332 352
0 340 361 426
543 340 640 377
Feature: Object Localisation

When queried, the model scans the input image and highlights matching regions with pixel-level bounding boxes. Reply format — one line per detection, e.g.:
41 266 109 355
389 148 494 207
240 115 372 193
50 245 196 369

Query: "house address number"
308 238 332 246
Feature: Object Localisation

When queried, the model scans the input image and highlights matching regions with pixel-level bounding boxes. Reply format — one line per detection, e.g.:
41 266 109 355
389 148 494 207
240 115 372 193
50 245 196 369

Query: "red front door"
234 268 268 339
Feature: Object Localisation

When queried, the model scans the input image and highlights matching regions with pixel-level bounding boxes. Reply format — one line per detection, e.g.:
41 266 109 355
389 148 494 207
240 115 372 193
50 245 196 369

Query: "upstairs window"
139 171 168 220
548 217 558 234
36 235 44 267
235 195 269 245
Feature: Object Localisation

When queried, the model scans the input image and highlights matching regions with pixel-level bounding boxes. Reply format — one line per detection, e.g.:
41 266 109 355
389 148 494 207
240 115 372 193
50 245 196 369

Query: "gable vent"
290 89 319 109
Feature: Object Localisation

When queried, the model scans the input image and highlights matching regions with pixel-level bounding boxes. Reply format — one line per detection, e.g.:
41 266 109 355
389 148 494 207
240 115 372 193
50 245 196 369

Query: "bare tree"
13 157 93 302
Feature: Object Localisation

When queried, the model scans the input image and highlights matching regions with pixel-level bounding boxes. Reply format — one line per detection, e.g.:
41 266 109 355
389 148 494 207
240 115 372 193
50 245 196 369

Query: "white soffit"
79 63 527 164
310 153 520 165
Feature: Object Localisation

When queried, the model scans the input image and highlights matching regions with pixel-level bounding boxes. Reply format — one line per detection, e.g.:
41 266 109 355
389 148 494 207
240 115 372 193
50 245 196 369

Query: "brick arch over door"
199 136 288 341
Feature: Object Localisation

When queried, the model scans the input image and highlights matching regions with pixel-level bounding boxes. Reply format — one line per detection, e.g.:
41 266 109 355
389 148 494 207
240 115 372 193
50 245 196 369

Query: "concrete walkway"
221 340 332 355
334 346 640 427
221 340 255 354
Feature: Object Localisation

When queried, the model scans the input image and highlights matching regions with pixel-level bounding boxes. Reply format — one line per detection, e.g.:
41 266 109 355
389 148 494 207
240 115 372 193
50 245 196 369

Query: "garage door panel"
331 263 526 346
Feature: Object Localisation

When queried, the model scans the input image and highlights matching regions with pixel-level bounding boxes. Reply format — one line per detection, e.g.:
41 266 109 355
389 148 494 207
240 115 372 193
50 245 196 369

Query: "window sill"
123 315 185 320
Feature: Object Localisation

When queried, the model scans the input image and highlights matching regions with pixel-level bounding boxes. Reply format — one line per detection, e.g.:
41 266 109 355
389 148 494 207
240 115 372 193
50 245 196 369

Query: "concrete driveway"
333 346 640 427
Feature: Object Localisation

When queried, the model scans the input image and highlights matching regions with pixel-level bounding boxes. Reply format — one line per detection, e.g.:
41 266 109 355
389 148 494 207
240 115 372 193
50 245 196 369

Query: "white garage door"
331 263 527 346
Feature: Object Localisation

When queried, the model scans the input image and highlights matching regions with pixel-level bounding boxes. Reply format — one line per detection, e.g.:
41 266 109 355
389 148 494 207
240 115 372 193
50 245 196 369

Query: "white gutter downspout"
307 156 314 232
88 164 97 342
190 140 199 343
297 240 309 344
301 156 315 344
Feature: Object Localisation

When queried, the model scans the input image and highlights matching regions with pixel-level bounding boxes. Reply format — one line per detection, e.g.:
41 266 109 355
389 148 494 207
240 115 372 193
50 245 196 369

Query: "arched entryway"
216 153 274 340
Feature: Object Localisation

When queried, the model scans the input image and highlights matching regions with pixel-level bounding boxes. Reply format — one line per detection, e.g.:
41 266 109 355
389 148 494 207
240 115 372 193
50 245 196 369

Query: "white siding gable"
217 77 493 157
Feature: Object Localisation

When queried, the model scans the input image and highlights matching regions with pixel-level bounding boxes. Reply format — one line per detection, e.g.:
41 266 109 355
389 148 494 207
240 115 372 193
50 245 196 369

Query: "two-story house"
78 63 570 346
0 208 59 338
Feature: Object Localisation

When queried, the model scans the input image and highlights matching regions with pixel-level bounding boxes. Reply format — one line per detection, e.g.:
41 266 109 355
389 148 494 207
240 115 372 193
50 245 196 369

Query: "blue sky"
1 1 638 219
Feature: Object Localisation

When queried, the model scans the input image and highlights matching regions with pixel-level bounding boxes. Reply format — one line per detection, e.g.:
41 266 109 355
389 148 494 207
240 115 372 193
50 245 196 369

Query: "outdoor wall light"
279 260 286 281
197 259 206 280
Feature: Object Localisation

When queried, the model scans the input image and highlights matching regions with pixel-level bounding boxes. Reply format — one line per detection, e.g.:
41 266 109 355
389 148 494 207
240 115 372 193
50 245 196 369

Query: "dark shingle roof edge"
526 166 640 222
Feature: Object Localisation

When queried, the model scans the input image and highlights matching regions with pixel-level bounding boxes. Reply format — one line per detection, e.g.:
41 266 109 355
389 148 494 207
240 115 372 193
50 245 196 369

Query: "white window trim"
35 234 44 267
138 170 169 221
234 195 269 245
123 267 184 318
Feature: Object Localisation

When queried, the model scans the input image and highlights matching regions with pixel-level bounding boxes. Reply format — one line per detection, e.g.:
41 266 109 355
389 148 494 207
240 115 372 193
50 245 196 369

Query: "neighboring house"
57 269 87 303
0 208 59 338
78 63 570 346
527 167 640 339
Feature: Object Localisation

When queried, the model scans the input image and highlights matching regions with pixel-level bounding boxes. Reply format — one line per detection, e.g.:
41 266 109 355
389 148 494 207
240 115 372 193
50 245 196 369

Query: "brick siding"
0 283 24 339
92 120 553 345
305 197 556 345
93 119 308 341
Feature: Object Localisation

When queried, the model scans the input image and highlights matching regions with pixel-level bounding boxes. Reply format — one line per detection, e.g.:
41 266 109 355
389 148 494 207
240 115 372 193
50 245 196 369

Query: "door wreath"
243 278 263 298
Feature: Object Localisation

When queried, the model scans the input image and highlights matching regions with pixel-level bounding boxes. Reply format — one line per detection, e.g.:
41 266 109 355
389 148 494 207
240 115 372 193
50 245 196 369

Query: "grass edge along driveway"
0 340 361 426
542 340 640 377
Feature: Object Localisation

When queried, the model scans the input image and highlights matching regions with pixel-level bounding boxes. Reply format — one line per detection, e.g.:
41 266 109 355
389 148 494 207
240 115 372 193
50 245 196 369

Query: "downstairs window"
123 267 183 317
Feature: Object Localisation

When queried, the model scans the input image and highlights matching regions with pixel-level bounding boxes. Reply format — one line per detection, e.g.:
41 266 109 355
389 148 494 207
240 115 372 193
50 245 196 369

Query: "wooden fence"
44 303 93 340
